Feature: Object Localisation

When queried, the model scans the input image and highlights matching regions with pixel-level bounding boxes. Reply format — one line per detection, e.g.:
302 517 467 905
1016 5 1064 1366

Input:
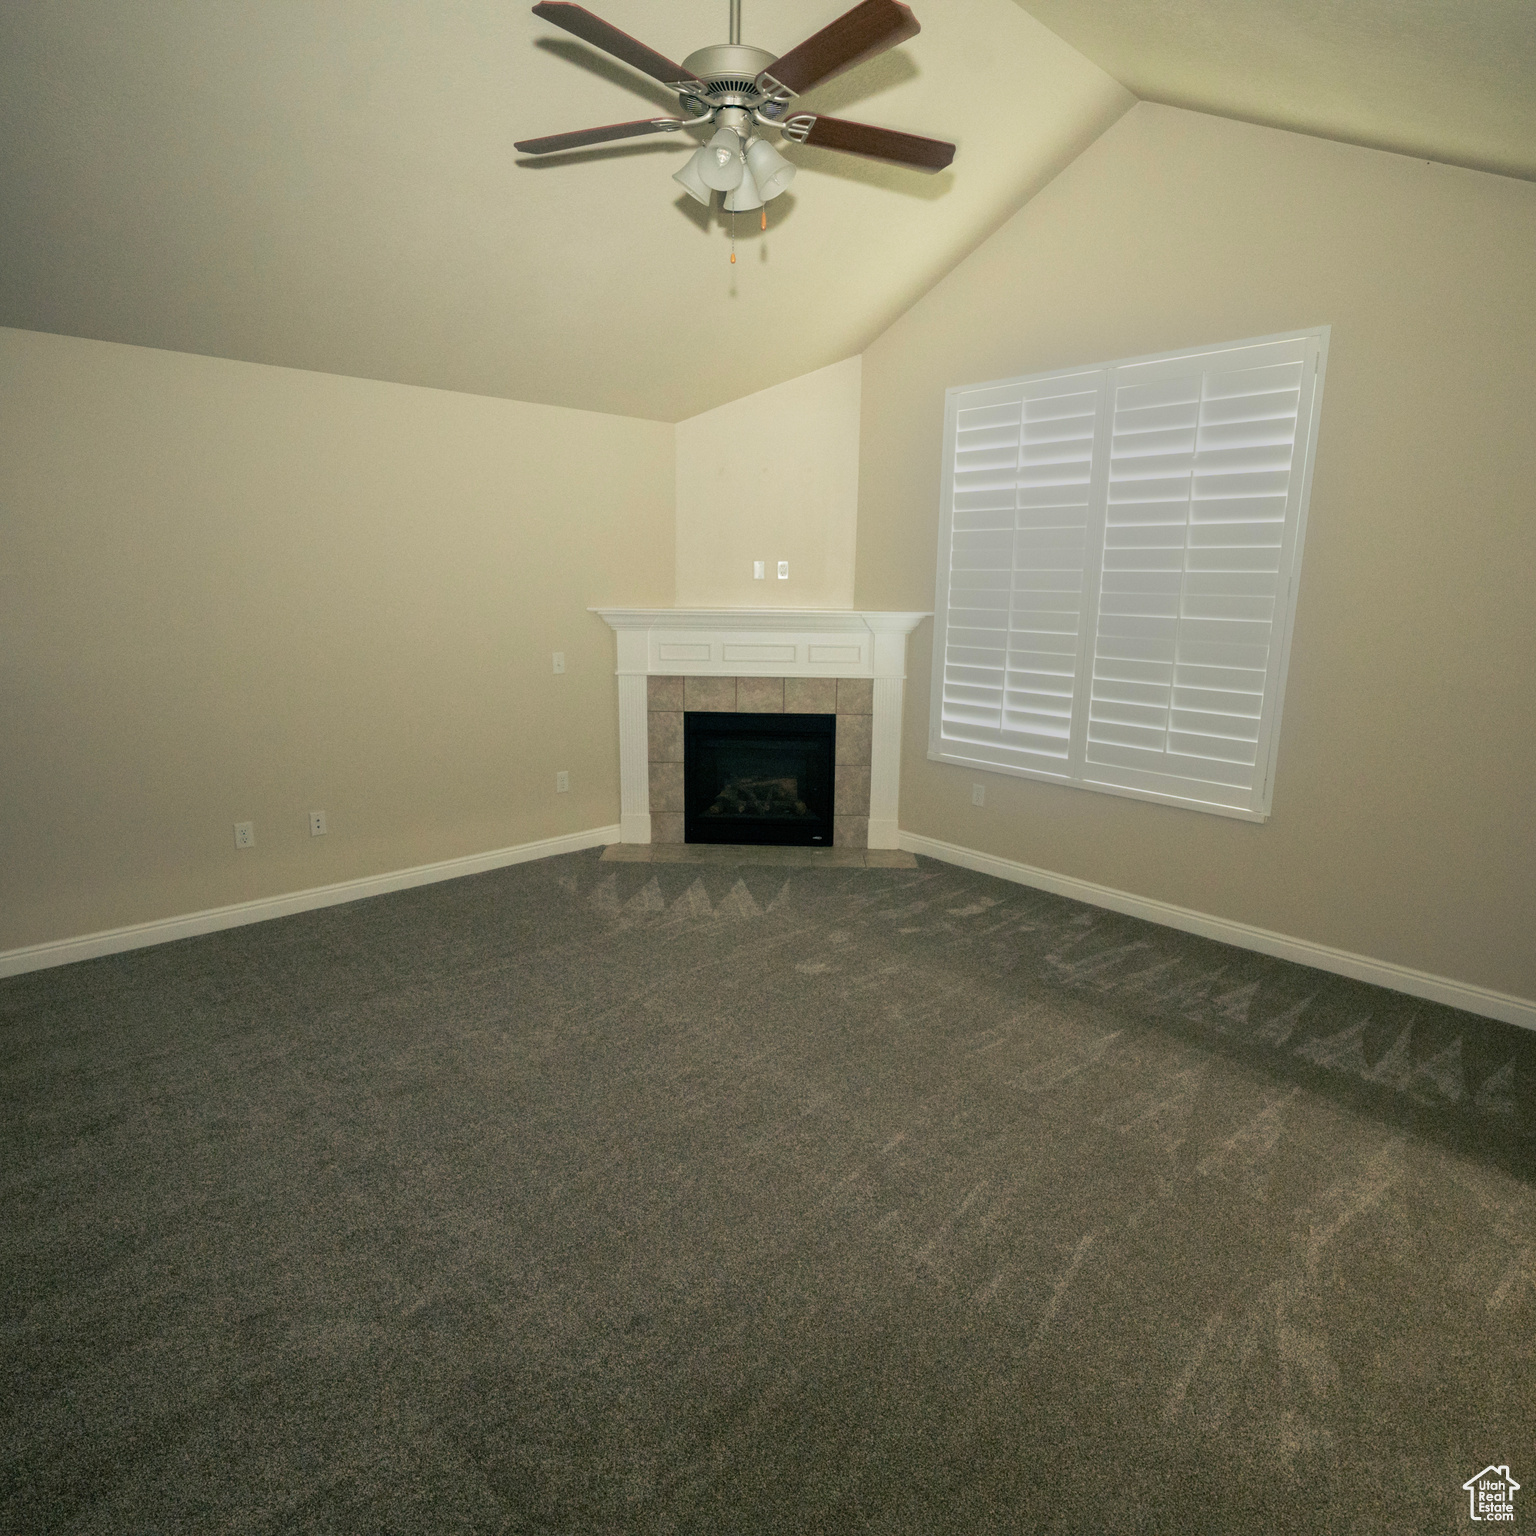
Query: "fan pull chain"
730 208 736 264
761 208 767 231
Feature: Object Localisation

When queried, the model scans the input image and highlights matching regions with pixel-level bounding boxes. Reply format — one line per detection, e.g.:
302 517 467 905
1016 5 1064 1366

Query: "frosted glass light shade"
672 148 713 206
746 137 796 200
723 160 763 211
698 127 745 191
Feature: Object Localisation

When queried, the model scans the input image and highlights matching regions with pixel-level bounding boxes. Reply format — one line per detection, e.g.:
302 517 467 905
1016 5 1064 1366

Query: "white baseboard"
899 830 1536 1033
0 825 622 980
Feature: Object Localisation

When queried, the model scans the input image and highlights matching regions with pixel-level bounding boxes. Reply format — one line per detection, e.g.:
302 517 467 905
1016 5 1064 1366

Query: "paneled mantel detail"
592 609 929 848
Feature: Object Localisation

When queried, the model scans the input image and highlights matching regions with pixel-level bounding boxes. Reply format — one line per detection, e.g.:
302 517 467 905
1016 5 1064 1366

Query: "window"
929 329 1328 821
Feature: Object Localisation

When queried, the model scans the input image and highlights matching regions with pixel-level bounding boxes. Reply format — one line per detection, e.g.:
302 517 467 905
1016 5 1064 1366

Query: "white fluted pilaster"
616 672 651 843
868 675 906 849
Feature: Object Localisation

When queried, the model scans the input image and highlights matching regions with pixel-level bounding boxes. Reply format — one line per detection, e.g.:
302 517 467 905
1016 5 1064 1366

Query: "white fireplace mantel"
592 608 929 848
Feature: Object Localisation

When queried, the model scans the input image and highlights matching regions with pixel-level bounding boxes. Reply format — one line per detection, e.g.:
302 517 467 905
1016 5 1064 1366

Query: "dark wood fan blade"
780 112 954 171
757 0 919 100
514 118 688 154
530 3 701 86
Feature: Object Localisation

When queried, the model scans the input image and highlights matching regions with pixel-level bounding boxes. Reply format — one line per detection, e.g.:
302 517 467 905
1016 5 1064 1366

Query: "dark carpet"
3 850 1533 1533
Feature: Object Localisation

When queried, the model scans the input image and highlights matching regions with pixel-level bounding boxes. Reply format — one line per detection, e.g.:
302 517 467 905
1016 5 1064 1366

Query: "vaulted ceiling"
0 0 1130 421
3 1 1531 422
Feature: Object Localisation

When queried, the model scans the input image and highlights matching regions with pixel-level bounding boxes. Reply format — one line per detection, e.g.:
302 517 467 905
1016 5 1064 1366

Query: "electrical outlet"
972 783 985 807
777 560 789 579
552 651 565 674
234 821 255 848
753 560 765 580
309 810 327 836
556 771 569 793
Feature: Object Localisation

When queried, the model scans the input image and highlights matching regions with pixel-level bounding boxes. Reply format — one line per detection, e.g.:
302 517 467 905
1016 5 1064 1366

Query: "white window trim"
928 327 1330 822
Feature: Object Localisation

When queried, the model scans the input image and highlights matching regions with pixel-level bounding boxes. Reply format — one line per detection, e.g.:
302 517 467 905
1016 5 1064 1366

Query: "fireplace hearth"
685 711 835 846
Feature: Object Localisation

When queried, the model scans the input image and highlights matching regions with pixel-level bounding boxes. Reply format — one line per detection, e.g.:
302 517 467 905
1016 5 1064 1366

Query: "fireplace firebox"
684 712 836 846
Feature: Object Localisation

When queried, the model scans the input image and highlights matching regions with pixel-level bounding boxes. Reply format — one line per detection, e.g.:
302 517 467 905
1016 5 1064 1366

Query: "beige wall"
0 328 674 951
675 357 860 610
856 104 1536 1001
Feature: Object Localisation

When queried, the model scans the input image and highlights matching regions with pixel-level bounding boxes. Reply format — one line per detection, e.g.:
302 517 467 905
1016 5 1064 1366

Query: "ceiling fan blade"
779 113 954 171
757 0 920 101
514 118 690 154
529 3 702 87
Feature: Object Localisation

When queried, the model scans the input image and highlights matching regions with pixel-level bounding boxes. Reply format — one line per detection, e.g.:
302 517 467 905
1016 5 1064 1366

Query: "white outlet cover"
556 771 569 792
972 784 985 806
777 561 789 579
309 810 327 835
234 821 254 848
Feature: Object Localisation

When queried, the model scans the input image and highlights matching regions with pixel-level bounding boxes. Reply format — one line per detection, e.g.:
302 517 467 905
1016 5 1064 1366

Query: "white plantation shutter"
938 371 1103 775
931 330 1327 821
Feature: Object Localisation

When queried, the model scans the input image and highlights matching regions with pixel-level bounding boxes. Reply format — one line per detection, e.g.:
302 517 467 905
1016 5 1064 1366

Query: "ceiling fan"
513 0 956 216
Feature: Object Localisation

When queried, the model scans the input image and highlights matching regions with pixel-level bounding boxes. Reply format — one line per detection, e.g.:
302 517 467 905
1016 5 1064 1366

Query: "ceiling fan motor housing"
679 45 784 118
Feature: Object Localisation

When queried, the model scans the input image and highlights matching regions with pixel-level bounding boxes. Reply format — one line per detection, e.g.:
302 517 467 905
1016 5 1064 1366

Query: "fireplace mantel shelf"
592 608 929 631
590 608 929 680
593 608 931 849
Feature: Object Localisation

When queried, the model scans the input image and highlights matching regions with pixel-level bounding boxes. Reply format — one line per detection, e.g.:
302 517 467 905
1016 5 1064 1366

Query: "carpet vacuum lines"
1 846 1532 1534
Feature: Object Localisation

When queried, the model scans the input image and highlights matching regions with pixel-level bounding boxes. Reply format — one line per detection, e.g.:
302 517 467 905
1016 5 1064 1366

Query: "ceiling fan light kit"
515 0 955 230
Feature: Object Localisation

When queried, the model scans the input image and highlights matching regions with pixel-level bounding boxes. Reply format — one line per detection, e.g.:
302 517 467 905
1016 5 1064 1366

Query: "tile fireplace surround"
593 610 929 849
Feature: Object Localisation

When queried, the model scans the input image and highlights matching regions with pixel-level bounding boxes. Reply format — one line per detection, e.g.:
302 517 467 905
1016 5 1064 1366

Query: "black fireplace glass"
684 711 836 846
